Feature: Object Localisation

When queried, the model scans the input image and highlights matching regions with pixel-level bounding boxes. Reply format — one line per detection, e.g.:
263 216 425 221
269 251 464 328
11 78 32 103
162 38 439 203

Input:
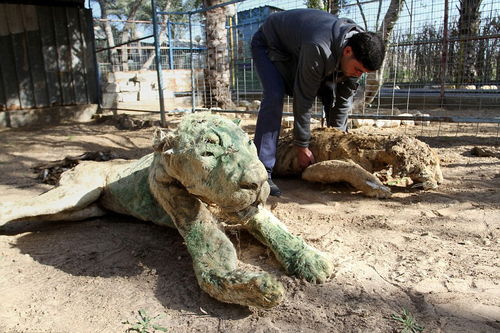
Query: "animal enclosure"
94 0 499 140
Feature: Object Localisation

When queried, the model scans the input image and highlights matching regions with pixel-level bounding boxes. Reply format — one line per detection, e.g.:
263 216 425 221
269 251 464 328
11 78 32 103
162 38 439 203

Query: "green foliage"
306 0 324 10
390 308 424 333
305 0 351 13
122 309 168 333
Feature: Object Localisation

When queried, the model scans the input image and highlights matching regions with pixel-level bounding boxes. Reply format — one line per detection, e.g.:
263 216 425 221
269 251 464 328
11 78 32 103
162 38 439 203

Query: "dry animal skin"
274 127 443 197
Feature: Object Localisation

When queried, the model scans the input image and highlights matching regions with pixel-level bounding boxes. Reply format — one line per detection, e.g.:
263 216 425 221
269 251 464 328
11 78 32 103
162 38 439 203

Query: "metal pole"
189 13 196 113
167 20 174 69
151 0 166 127
440 0 449 107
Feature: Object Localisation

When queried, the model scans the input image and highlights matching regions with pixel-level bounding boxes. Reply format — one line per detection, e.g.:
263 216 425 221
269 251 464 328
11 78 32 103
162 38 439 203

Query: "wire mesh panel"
93 0 500 137
346 0 500 114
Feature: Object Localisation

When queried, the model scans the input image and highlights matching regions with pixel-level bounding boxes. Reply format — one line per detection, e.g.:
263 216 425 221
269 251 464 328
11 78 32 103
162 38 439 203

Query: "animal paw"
198 269 285 308
364 180 392 198
284 244 334 284
412 180 438 190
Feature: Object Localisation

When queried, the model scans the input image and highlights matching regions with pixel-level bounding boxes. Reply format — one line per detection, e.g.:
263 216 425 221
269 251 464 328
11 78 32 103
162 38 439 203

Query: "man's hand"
295 146 315 169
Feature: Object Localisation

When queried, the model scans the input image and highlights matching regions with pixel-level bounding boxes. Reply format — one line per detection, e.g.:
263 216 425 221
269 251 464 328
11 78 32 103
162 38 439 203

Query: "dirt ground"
0 111 499 333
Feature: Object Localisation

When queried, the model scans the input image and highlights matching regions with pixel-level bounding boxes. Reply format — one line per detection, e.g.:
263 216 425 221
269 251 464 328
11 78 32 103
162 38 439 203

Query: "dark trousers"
251 30 285 173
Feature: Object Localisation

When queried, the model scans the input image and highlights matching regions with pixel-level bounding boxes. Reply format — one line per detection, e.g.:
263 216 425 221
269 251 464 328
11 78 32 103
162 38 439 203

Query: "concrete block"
352 118 375 128
104 82 120 93
0 104 98 128
375 119 401 128
102 92 118 108
120 91 139 102
399 113 416 126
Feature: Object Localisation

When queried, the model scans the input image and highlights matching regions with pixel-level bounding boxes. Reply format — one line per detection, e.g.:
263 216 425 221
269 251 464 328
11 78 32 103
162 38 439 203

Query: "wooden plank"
0 4 9 37
0 36 20 110
80 7 98 104
66 7 87 104
0 59 6 110
21 4 37 31
37 5 61 106
6 4 35 109
0 4 17 110
52 6 75 105
22 5 49 107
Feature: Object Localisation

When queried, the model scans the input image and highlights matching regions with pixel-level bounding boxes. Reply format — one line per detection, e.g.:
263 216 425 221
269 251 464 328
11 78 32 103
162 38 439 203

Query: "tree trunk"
121 0 144 71
202 0 234 109
98 0 119 72
497 47 500 82
141 24 166 70
327 0 346 15
455 0 482 86
353 0 405 111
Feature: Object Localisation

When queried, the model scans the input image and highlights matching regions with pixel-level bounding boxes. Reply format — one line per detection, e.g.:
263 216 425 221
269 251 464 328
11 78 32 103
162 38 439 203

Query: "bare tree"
119 0 144 71
97 0 119 72
141 1 172 71
354 0 405 111
306 0 348 14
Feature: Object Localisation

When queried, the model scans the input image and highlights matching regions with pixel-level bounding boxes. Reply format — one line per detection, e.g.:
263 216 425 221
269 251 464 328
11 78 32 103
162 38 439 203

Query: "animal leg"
0 163 107 226
302 159 392 198
151 183 284 308
240 206 334 284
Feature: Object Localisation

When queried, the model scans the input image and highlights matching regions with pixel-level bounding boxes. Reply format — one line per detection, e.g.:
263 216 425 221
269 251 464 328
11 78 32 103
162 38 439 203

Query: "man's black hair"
346 32 386 71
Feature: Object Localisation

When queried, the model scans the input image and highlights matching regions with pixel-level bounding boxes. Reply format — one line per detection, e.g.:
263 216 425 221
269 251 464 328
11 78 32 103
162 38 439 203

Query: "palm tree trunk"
455 0 482 86
202 0 234 109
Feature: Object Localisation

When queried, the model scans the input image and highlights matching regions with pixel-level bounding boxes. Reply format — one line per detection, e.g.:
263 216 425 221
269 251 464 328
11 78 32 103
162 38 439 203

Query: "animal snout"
238 162 268 192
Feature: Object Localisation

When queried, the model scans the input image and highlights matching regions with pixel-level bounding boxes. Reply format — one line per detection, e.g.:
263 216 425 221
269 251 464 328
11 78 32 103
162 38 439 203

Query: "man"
251 8 386 196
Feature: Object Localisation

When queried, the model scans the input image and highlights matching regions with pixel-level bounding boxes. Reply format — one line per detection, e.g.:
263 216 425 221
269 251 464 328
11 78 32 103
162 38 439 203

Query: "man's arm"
329 77 359 131
292 43 325 148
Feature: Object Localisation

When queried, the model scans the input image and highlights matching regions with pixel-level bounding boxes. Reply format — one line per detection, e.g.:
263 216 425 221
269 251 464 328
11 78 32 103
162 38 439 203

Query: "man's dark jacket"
258 8 363 147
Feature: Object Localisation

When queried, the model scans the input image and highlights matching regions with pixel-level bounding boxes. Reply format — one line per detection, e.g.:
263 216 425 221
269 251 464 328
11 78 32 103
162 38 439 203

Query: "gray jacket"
259 9 362 147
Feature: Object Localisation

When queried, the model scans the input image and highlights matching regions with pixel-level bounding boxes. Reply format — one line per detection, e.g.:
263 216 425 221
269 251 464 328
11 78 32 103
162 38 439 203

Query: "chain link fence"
93 0 500 138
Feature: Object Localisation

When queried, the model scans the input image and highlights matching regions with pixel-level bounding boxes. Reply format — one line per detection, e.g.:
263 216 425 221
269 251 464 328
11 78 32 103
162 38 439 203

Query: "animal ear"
152 128 176 152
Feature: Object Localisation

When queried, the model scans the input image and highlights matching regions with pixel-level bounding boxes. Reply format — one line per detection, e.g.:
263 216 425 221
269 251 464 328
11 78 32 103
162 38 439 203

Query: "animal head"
387 135 444 190
153 113 269 212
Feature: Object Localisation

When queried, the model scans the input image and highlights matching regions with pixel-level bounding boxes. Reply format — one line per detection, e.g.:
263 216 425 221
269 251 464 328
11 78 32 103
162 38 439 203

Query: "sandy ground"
0 111 499 333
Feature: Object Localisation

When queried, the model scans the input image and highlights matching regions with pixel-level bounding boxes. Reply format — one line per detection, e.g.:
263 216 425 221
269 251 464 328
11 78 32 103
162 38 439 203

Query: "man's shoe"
267 178 282 197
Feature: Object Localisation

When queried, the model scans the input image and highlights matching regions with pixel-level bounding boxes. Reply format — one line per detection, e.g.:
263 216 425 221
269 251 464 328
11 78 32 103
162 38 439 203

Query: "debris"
470 146 500 158
33 151 119 185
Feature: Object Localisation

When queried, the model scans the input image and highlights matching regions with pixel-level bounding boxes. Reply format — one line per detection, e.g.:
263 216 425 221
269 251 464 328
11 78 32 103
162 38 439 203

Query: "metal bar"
167 20 173 69
101 107 162 113
347 114 500 124
86 8 101 108
440 0 449 106
189 13 195 112
158 0 244 16
95 34 153 53
342 0 382 7
151 0 166 127
391 34 500 48
192 108 500 124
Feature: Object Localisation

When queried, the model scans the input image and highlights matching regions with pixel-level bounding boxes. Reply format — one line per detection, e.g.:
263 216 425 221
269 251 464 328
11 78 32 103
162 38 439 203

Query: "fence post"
189 13 196 112
167 20 174 70
440 0 449 107
151 0 166 126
